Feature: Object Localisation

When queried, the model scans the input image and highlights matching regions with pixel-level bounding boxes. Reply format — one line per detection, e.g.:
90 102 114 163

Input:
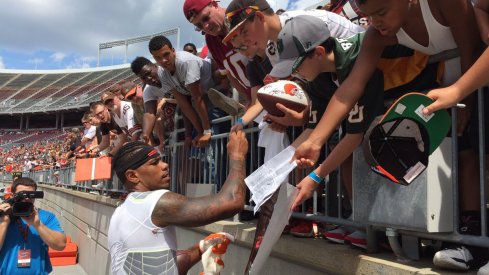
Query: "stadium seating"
0 65 135 114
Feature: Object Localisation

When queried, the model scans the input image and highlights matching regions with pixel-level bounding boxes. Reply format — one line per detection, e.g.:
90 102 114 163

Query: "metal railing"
5 54 488 260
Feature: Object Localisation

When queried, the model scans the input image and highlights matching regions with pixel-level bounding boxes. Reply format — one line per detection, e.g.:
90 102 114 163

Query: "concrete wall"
35 185 330 275
34 185 454 275
37 185 114 275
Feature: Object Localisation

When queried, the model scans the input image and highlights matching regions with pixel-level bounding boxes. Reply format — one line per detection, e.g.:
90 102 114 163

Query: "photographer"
0 177 66 274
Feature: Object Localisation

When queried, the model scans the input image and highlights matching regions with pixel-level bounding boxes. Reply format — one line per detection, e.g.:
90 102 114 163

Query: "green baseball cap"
381 92 451 154
363 92 451 185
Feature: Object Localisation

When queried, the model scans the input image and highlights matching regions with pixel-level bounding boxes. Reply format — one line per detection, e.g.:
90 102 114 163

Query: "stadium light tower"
97 28 180 66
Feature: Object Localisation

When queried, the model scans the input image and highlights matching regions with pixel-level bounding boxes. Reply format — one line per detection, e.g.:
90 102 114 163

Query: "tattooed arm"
151 131 248 228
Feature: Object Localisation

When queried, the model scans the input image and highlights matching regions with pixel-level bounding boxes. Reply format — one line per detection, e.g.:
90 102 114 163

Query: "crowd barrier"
3 52 487 261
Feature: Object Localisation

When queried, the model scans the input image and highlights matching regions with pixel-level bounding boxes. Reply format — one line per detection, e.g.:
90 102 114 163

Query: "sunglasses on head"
225 5 260 21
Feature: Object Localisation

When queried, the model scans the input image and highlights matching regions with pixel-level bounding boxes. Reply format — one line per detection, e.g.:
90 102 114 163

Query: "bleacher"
0 64 138 114
0 131 28 144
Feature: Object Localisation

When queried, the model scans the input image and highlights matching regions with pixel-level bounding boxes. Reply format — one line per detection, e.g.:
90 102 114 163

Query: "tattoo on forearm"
152 158 246 227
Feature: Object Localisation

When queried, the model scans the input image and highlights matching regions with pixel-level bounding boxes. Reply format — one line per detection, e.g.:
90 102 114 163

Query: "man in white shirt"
102 92 142 142
80 112 97 150
108 131 247 275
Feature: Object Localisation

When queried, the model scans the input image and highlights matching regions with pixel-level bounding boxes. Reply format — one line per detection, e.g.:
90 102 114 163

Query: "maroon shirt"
330 0 368 27
205 34 251 100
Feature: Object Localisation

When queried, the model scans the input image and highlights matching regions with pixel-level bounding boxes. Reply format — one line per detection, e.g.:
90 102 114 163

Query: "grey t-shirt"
143 68 172 103
157 51 213 96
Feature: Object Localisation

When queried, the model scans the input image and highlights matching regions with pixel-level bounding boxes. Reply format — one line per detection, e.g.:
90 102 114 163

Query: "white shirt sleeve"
83 126 96 140
183 60 202 86
122 102 136 131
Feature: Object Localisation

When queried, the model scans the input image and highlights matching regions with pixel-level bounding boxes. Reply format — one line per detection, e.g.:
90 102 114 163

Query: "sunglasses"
225 5 260 22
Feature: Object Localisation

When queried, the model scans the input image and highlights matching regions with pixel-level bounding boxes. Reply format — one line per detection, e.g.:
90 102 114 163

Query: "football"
256 80 309 117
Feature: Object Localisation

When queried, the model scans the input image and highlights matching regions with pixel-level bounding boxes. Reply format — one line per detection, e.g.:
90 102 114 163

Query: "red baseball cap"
183 0 212 22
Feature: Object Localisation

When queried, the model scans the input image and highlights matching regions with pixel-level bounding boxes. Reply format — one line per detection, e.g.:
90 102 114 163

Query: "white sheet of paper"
248 182 297 275
244 146 297 213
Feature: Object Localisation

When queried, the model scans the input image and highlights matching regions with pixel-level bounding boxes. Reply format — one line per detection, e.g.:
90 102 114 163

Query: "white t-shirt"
143 67 173 103
266 9 365 65
83 126 96 140
158 51 213 96
108 189 178 275
112 101 139 135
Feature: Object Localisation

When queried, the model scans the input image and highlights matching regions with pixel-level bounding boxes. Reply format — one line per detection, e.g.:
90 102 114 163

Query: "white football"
257 80 309 117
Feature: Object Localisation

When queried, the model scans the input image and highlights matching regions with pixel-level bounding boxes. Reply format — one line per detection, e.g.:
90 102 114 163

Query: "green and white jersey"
333 32 384 134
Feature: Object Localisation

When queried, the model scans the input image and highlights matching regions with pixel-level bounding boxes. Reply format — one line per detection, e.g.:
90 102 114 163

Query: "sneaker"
433 246 474 270
478 261 489 275
323 226 351 244
91 182 105 189
460 211 481 236
290 220 319 238
345 230 367 249
207 88 241 116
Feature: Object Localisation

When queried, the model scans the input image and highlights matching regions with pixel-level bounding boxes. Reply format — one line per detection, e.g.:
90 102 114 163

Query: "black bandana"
115 146 160 181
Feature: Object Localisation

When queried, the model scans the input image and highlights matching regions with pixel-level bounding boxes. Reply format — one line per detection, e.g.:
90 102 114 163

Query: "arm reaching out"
151 131 248 227
292 28 386 167
423 47 489 115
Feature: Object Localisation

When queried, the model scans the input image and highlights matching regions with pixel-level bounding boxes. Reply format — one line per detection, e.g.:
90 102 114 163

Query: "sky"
0 0 325 71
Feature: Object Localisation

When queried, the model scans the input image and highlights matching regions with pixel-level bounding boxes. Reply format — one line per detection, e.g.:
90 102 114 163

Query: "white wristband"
203 129 212 135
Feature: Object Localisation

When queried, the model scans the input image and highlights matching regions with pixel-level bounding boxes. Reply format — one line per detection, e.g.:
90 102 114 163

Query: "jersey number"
348 104 364 123
309 110 318 124
223 53 250 87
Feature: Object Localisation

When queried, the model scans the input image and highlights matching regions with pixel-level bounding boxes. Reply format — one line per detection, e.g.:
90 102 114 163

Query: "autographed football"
256 80 309 117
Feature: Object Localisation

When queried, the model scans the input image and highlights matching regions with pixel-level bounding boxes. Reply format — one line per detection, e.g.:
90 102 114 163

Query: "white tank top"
108 189 178 275
396 0 457 55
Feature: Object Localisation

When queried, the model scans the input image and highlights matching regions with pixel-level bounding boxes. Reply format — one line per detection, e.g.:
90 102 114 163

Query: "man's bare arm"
142 100 158 144
109 133 127 156
475 0 489 45
187 81 211 131
173 90 203 134
95 134 110 152
0 203 11 251
305 28 388 146
151 131 248 227
152 159 245 227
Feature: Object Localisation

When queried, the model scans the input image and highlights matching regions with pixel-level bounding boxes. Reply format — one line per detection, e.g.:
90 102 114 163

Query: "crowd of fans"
3 0 489 273
0 130 78 174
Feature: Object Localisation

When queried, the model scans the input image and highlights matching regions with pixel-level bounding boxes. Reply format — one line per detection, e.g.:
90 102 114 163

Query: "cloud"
0 0 209 60
287 0 326 10
65 56 97 69
0 56 5 69
50 52 66 63
0 0 316 69
28 58 44 64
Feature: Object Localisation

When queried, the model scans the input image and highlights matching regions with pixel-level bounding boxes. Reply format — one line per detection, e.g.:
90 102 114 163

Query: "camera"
0 191 44 217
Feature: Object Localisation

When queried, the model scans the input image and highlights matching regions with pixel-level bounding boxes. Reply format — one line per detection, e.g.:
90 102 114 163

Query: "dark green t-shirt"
333 32 384 134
